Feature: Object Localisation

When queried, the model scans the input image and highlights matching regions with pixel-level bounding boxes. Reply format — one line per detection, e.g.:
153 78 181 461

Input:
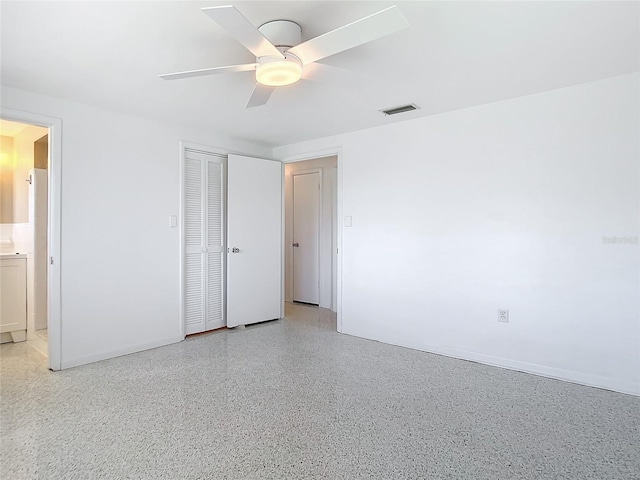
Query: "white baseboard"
343 329 640 397
61 336 183 370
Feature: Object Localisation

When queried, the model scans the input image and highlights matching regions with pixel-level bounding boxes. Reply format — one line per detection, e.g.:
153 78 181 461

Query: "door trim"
1 107 62 370
290 168 322 305
280 148 343 333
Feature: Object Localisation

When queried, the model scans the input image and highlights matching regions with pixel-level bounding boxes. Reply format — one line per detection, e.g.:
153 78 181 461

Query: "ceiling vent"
380 104 420 116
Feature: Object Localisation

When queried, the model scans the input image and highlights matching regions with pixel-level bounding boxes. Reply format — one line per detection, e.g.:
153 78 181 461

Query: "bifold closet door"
184 150 225 335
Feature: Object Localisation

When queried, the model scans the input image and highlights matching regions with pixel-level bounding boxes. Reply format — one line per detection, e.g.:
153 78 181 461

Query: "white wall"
10 126 48 335
13 125 48 223
30 168 48 332
0 135 13 223
274 73 640 395
1 86 271 368
284 156 337 310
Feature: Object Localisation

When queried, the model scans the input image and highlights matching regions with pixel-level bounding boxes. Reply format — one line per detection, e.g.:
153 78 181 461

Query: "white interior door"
293 172 320 304
205 160 225 331
183 149 225 335
227 154 282 327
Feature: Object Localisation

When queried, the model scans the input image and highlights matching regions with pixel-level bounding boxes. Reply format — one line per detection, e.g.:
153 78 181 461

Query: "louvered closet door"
184 149 225 335
205 159 224 331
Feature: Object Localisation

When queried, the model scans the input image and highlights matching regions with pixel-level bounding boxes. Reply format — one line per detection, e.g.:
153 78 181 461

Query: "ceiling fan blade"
159 63 258 80
288 6 409 65
202 6 284 59
246 83 275 108
303 62 370 90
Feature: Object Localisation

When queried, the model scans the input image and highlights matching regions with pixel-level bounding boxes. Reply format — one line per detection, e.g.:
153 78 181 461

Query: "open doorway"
284 156 338 313
0 119 50 360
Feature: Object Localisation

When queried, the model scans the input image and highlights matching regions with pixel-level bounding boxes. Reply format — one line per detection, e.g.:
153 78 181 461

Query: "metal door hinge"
50 257 54 265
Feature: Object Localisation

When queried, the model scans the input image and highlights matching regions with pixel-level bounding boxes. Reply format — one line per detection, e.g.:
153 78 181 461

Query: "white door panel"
205 160 225 330
293 172 320 304
184 156 205 335
227 154 282 327
183 149 225 335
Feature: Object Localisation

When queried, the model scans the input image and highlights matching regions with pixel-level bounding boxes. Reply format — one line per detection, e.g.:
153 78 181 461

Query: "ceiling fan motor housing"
258 20 302 49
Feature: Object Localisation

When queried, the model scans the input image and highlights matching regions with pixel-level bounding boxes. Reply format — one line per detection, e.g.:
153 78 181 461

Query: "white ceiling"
1 1 638 148
0 119 29 138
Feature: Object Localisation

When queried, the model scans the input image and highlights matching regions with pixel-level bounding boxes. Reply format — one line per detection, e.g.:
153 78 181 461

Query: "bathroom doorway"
0 119 50 359
284 156 338 312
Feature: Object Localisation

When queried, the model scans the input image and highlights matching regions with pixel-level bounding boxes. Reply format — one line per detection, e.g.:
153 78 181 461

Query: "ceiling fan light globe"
256 57 302 87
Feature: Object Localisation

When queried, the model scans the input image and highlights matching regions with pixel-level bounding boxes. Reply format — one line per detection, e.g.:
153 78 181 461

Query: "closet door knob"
231 247 240 253
292 243 299 247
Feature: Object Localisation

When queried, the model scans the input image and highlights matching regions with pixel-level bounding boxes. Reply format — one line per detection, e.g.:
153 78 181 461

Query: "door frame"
290 168 322 305
280 148 343 333
179 141 229 339
1 107 62 370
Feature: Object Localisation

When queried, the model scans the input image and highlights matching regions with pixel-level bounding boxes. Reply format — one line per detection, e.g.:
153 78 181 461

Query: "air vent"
380 104 420 116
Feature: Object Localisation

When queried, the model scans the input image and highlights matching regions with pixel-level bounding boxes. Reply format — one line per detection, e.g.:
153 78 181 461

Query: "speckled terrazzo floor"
1 303 639 480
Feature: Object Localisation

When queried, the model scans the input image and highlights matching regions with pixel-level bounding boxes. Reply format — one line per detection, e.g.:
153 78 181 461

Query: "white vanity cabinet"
0 255 27 343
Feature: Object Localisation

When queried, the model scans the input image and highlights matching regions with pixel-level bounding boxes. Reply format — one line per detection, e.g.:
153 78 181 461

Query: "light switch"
169 215 177 228
344 216 352 227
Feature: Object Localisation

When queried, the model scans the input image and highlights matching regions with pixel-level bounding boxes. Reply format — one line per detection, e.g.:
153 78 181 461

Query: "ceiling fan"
159 5 409 108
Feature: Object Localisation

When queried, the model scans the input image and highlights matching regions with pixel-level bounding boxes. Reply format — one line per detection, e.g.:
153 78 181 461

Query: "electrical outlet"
498 309 509 323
